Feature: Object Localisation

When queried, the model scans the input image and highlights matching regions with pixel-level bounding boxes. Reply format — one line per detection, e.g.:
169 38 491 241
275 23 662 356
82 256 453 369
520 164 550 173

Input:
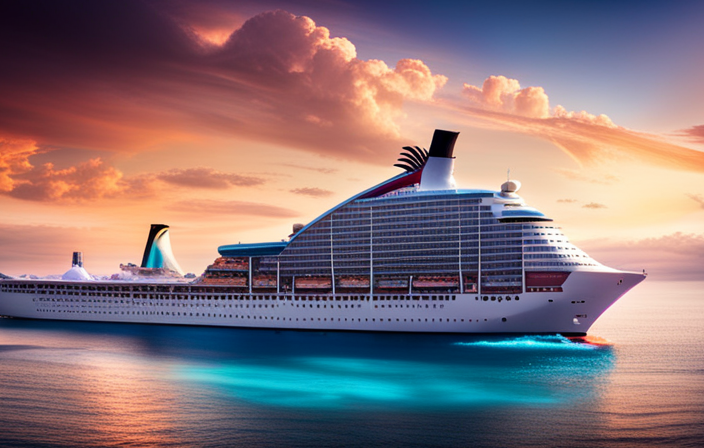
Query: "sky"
1 0 703 280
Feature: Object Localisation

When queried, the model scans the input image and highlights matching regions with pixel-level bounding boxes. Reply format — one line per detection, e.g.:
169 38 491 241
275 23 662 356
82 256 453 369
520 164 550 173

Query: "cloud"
1 136 267 202
171 199 298 217
279 163 338 174
1 137 129 201
552 105 616 128
463 75 614 125
459 75 704 173
582 202 607 209
579 232 704 280
557 199 577 203
677 124 704 144
0 5 446 162
154 0 247 47
462 76 550 119
290 187 334 197
156 167 264 189
0 137 40 192
686 193 704 209
9 158 126 202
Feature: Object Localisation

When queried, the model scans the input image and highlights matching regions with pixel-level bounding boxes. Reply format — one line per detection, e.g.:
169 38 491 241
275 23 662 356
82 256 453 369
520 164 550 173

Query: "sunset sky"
1 0 703 280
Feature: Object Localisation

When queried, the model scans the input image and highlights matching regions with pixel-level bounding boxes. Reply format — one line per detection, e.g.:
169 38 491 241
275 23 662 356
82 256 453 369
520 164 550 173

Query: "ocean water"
0 281 702 447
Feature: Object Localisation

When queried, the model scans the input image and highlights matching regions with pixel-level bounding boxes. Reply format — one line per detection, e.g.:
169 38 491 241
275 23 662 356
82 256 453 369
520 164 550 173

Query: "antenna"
507 168 510 181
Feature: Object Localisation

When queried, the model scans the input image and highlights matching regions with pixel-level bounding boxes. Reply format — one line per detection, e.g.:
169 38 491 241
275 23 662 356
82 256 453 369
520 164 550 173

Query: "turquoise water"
0 281 702 447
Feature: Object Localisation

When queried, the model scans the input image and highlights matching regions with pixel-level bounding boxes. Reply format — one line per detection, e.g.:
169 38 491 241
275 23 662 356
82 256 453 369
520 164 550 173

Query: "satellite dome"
62 251 93 281
501 180 521 193
62 266 93 281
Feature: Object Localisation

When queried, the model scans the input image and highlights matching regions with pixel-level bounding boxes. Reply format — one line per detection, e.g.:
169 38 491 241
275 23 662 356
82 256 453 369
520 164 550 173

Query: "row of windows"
525 262 598 267
524 254 588 259
32 293 462 303
35 307 499 325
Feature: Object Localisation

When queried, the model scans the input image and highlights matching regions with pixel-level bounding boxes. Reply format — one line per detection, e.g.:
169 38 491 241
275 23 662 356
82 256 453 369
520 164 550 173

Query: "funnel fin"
140 224 184 275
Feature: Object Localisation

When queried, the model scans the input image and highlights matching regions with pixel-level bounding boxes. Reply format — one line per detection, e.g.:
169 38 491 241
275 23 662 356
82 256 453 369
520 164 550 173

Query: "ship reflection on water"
174 333 614 410
0 319 615 413
0 319 617 446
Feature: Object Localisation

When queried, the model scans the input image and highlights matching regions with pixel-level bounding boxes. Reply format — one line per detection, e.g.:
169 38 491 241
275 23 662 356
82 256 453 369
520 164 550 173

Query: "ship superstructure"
0 130 645 335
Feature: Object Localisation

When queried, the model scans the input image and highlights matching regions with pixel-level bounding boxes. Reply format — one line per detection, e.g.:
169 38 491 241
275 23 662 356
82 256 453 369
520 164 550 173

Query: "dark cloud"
290 187 334 197
582 202 607 209
678 124 704 144
171 199 298 217
156 167 264 189
0 3 445 162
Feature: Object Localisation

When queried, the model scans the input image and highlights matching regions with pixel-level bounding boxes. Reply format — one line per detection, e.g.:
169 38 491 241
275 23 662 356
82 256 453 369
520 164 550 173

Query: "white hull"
0 270 644 335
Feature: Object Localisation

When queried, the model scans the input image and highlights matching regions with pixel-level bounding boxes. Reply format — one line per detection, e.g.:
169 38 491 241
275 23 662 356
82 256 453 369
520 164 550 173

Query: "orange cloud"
290 187 334 197
458 75 704 172
156 167 264 189
0 137 39 192
10 158 124 202
1 135 132 201
1 136 269 202
582 202 607 209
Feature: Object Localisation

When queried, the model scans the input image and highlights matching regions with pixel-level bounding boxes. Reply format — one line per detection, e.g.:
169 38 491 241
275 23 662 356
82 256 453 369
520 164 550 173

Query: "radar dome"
62 252 93 280
501 180 521 193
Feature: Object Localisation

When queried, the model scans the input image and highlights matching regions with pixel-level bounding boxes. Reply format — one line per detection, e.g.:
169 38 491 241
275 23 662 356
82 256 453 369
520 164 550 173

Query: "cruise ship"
0 130 645 335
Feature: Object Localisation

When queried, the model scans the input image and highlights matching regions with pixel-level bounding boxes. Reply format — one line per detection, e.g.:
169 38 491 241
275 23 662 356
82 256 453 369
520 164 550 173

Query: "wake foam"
454 334 601 350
